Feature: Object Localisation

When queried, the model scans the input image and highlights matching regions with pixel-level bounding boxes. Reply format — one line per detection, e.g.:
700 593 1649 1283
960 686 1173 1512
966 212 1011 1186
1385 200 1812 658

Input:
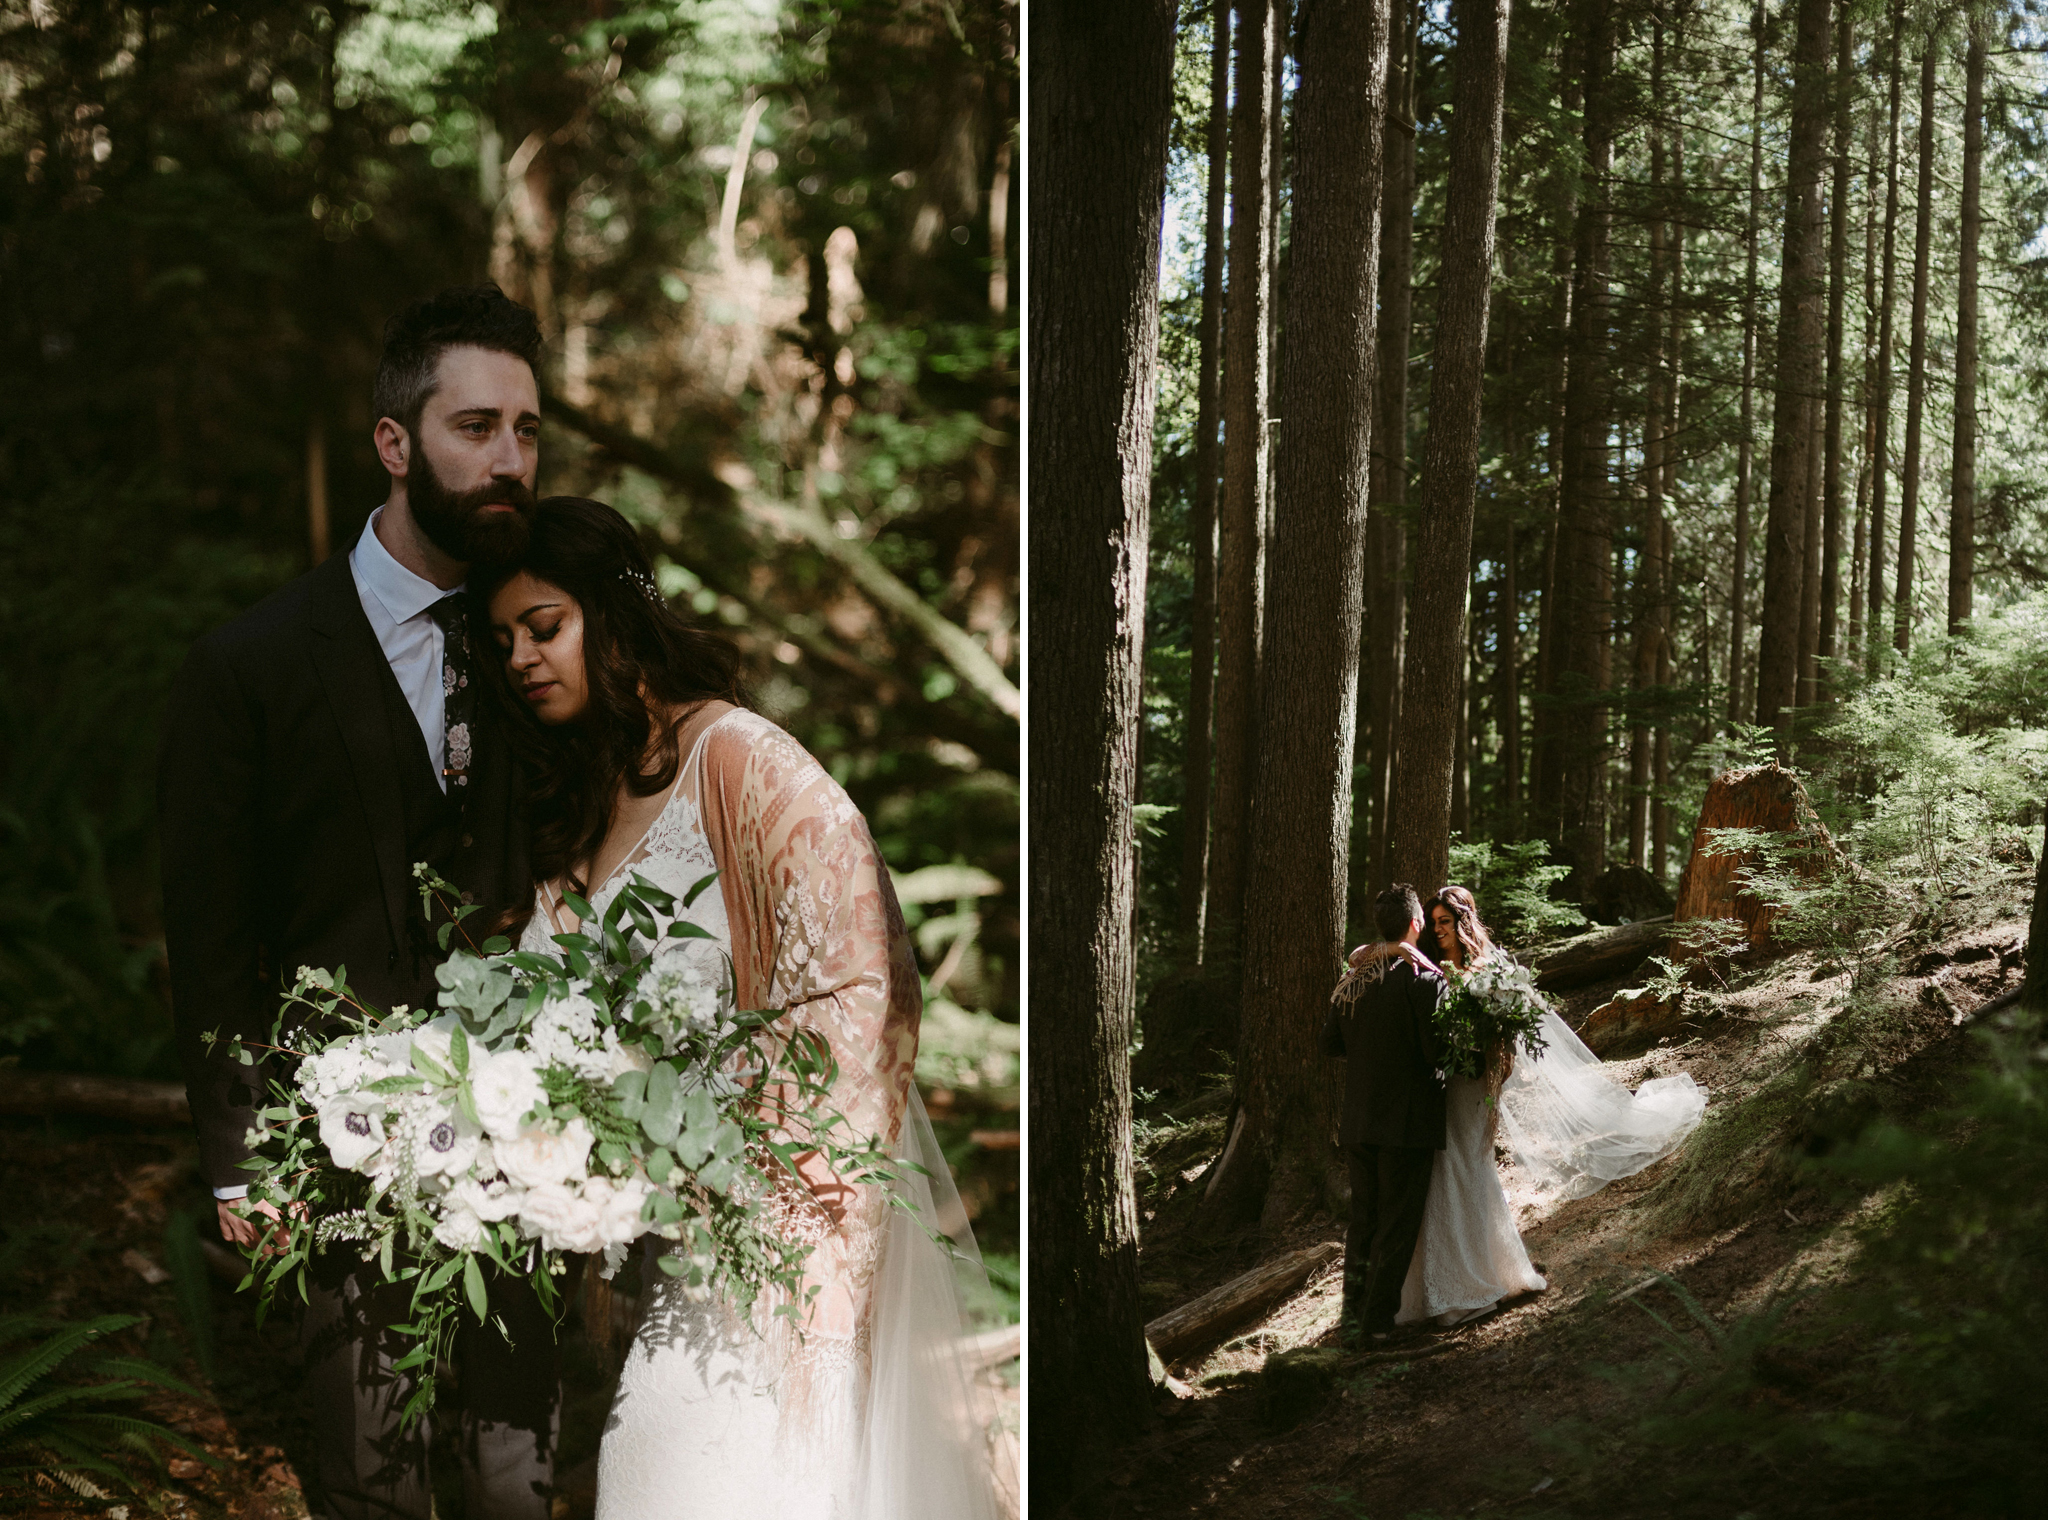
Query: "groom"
1323 882 1447 1343
160 285 557 1518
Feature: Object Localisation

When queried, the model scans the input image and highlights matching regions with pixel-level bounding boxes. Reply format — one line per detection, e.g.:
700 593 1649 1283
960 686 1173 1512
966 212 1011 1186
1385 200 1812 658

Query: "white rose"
448 1174 524 1224
605 1035 654 1081
471 1050 546 1139
408 1013 463 1074
518 1182 605 1254
432 1196 487 1252
317 1096 388 1171
496 1119 594 1191
588 1175 654 1247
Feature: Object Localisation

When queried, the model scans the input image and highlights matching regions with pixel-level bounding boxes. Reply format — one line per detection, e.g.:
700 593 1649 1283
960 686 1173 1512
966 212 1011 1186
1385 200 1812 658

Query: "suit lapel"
304 552 414 963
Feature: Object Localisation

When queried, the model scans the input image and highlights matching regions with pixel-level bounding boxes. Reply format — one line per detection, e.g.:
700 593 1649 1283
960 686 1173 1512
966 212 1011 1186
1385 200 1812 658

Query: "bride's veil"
852 1084 1009 1519
1495 1006 1708 1206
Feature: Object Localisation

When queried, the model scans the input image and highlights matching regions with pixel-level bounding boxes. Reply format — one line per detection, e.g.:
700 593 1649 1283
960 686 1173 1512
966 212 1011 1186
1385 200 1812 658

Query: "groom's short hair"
1374 883 1422 943
373 284 543 441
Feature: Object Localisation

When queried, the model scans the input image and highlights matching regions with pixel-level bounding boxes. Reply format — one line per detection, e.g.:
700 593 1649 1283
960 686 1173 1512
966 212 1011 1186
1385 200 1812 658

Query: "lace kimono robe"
523 705 994 1519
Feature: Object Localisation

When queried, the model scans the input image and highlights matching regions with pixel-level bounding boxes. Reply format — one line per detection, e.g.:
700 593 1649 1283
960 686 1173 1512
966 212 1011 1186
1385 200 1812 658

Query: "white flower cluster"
304 998 667 1275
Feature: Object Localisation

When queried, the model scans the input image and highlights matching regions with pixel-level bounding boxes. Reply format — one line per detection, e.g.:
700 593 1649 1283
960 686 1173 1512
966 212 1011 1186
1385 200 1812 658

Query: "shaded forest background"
0 1 1016 1503
1033 0 2048 1506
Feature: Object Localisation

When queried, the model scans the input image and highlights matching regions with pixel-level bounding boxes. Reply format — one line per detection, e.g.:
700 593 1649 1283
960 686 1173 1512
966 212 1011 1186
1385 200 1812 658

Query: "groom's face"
403 344 541 567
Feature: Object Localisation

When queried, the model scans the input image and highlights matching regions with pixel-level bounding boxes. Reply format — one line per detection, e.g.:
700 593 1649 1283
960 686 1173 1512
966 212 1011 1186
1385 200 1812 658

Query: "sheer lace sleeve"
690 710 920 1336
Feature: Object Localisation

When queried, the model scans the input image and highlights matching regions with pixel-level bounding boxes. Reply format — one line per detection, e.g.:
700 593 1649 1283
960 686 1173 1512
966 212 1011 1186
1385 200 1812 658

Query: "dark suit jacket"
1322 953 1448 1151
158 549 529 1190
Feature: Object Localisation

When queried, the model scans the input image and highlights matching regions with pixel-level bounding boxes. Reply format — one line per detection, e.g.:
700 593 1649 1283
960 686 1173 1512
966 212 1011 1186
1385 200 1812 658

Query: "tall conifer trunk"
1205 0 1278 967
1895 29 1936 656
1555 0 1616 884
1949 12 1984 634
1730 0 1765 725
1180 0 1232 956
1231 0 1391 1230
1869 4 1903 673
1754 0 1831 748
1630 23 1666 872
1387 0 1512 894
1817 11 1853 690
1851 91 1879 663
1363 0 1416 896
1027 0 1177 1490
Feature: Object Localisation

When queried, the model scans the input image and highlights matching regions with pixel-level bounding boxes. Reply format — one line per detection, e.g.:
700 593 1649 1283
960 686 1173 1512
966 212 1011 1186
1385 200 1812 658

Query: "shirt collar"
352 506 464 624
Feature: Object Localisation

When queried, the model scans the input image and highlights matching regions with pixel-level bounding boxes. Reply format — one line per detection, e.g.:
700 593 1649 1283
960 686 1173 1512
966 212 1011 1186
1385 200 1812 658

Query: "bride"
481 496 999 1518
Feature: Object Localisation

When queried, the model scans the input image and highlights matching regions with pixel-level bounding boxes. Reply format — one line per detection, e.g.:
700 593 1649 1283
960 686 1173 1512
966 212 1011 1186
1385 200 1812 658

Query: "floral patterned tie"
429 595 475 791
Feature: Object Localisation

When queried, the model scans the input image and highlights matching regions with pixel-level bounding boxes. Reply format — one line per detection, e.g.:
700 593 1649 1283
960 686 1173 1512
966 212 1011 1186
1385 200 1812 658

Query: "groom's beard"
408 444 536 567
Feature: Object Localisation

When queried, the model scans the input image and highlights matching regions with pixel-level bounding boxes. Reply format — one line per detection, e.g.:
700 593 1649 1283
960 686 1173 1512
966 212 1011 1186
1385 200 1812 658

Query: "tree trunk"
1363 0 1416 897
1671 762 1845 948
1554 0 1616 884
1851 89 1879 664
1229 0 1391 1232
1631 27 1668 874
1656 97 1683 877
1754 0 1831 748
1206 0 1279 968
1895 28 1935 656
1949 13 1984 635
1797 403 1824 713
1869 4 1903 674
1387 0 1511 895
1729 0 1765 727
1027 0 1177 1490
1180 0 1233 957
1500 518 1522 824
1817 11 1853 688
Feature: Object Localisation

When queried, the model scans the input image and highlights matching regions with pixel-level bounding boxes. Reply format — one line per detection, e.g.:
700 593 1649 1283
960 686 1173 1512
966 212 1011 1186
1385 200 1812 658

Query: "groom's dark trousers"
160 549 554 1519
1324 952 1448 1336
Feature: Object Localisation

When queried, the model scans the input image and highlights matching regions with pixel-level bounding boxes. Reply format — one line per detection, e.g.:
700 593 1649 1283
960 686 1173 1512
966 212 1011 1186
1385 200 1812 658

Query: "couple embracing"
1325 879 1710 1344
159 286 996 1518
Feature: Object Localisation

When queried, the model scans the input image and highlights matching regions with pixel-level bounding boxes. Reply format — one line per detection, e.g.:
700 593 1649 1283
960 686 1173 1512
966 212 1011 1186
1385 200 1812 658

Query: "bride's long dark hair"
1425 884 1497 969
476 496 750 895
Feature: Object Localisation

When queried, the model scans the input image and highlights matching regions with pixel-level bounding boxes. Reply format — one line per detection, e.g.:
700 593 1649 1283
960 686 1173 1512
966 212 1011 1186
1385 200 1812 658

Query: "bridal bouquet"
207 866 898 1424
1435 956 1551 1080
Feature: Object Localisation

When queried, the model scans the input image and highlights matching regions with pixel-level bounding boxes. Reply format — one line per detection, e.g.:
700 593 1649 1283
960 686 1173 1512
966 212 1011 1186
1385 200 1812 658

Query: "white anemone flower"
317 1096 389 1171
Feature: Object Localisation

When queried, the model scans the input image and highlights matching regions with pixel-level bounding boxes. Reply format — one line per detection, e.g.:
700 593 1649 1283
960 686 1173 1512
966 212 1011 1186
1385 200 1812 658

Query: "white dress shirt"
216 509 463 1202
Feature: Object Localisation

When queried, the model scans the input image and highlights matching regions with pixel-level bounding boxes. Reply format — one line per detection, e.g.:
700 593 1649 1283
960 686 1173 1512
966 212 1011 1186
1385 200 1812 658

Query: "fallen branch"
960 1323 1021 1371
1144 1242 1341 1363
0 1071 189 1127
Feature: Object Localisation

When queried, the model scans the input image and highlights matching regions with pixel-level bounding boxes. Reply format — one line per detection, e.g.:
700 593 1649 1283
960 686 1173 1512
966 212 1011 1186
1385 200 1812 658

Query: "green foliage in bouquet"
1434 958 1551 1081
207 866 906 1426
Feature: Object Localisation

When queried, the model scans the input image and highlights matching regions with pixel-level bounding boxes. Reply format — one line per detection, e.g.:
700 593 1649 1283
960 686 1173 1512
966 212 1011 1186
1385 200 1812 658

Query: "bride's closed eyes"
487 569 589 725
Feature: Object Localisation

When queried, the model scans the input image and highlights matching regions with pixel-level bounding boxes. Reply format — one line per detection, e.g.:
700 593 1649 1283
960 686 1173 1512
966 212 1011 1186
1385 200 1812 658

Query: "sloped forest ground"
1079 856 2043 1520
0 1084 1018 1519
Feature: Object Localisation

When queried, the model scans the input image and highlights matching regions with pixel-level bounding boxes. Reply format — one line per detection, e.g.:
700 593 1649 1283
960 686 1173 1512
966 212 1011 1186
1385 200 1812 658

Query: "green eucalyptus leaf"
463 1254 488 1321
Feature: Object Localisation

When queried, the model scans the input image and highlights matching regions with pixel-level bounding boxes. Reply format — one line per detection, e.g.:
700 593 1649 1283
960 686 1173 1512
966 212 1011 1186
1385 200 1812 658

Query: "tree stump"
1671 763 1843 950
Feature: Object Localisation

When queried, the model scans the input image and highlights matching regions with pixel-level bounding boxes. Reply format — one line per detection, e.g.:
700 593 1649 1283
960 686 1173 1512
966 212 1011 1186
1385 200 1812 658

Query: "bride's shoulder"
693 705 833 786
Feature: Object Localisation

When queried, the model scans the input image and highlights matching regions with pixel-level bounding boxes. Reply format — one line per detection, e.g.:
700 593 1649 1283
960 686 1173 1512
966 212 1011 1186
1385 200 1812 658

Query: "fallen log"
960 1323 1021 1371
0 1071 190 1127
1144 1241 1341 1363
1532 917 1673 992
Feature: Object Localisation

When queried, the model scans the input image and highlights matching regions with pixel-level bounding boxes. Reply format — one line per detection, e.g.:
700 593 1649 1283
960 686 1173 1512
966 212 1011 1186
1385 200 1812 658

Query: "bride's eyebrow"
517 602 562 622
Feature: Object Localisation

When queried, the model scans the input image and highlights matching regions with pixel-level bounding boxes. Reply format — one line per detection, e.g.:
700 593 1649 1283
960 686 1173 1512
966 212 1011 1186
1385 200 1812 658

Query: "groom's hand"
217 1198 290 1255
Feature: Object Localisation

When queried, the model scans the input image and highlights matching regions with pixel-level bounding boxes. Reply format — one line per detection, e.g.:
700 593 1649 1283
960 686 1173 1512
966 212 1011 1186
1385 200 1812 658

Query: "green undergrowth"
1527 1002 2048 1518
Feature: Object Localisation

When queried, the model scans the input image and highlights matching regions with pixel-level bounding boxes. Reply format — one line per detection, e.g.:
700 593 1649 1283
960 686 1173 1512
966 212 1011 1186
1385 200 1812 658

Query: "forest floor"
0 1087 1018 1518
1079 858 2038 1520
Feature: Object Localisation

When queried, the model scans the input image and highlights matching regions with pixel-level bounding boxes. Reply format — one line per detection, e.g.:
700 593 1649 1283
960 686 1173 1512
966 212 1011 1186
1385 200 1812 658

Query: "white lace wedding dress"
1394 1074 1548 1325
519 709 999 1519
1395 1001 1709 1325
